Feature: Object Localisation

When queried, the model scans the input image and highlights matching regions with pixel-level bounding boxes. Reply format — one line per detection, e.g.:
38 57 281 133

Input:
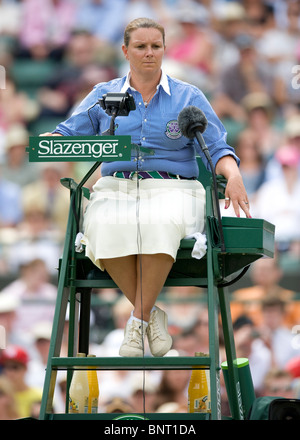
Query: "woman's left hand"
215 155 252 219
224 174 251 218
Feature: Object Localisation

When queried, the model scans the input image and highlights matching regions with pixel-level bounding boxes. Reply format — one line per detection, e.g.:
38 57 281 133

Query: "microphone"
178 106 209 157
178 105 208 138
178 105 226 252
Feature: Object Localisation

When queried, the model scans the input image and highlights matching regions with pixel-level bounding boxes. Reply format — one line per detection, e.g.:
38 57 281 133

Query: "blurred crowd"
0 0 300 419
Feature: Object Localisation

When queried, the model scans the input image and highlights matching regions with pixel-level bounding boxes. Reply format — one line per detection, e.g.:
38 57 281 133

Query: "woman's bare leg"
134 253 174 322
101 253 174 356
100 253 174 321
100 255 137 306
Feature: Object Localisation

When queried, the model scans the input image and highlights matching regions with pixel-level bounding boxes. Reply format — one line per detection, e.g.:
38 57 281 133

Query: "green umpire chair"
29 138 275 420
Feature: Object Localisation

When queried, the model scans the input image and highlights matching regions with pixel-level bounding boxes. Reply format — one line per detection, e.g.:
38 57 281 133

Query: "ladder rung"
47 412 210 420
51 356 212 370
73 278 209 288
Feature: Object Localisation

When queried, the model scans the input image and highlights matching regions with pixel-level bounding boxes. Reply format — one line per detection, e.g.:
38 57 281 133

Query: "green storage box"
222 217 275 257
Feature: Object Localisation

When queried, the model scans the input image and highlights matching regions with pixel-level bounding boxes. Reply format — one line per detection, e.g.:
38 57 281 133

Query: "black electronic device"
99 92 136 117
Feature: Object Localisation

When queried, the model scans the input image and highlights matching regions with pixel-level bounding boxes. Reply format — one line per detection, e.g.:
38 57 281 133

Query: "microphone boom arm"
195 131 226 253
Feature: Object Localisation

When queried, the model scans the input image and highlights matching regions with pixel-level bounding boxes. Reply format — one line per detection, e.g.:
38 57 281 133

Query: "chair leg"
78 288 92 355
218 286 244 420
39 285 70 419
205 244 222 420
206 281 222 420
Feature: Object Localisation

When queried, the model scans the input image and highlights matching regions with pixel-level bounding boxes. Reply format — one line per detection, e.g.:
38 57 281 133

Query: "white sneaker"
147 307 172 357
119 318 147 357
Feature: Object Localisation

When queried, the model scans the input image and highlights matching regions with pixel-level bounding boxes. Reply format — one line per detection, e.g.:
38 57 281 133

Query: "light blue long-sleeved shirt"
54 71 239 178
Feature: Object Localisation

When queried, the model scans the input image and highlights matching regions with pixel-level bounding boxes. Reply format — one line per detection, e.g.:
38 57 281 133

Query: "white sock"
128 311 148 327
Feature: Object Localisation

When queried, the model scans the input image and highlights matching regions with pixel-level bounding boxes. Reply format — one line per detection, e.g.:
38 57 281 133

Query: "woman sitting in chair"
41 18 251 358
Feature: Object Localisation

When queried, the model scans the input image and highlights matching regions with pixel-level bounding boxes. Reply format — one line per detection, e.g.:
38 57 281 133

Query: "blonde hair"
123 17 165 47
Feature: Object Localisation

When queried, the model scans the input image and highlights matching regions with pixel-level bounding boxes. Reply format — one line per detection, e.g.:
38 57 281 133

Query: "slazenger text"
38 139 119 159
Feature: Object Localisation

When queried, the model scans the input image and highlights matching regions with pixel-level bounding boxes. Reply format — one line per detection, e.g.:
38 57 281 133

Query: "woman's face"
122 27 165 77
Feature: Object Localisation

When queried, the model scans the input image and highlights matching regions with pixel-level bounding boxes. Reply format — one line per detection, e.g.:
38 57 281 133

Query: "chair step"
51 356 212 371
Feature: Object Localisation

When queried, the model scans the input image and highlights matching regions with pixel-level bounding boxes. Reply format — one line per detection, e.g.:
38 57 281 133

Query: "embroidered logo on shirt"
165 120 182 139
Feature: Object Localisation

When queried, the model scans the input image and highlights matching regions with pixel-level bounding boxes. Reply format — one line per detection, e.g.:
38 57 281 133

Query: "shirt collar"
120 70 171 96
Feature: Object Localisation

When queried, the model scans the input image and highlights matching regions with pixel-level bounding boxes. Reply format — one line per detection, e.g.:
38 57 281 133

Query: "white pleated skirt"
81 176 206 270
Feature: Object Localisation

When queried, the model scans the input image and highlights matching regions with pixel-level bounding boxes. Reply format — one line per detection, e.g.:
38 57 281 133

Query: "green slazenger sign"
27 135 132 162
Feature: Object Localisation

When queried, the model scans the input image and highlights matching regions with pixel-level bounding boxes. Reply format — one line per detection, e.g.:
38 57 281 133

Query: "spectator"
234 128 266 198
258 296 300 370
212 33 275 123
125 0 172 24
212 2 247 72
0 77 39 139
0 345 42 418
165 7 215 92
242 0 271 26
286 356 300 382
128 371 158 413
24 320 65 413
26 321 52 389
191 306 210 355
0 1 21 40
173 328 199 356
104 397 134 414
6 201 62 276
1 123 39 187
67 65 116 117
21 162 70 234
241 92 283 161
37 30 114 118
285 113 300 155
232 315 271 393
74 0 126 46
0 170 23 228
90 287 121 345
0 259 56 336
0 2 21 74
231 256 300 328
255 3 298 111
261 368 295 399
153 368 190 411
0 293 26 348
161 286 205 334
0 376 18 420
264 112 300 182
18 0 77 60
252 143 300 250
155 401 187 413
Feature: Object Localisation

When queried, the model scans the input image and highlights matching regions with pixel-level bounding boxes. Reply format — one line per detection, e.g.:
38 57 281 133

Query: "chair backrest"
196 156 213 188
